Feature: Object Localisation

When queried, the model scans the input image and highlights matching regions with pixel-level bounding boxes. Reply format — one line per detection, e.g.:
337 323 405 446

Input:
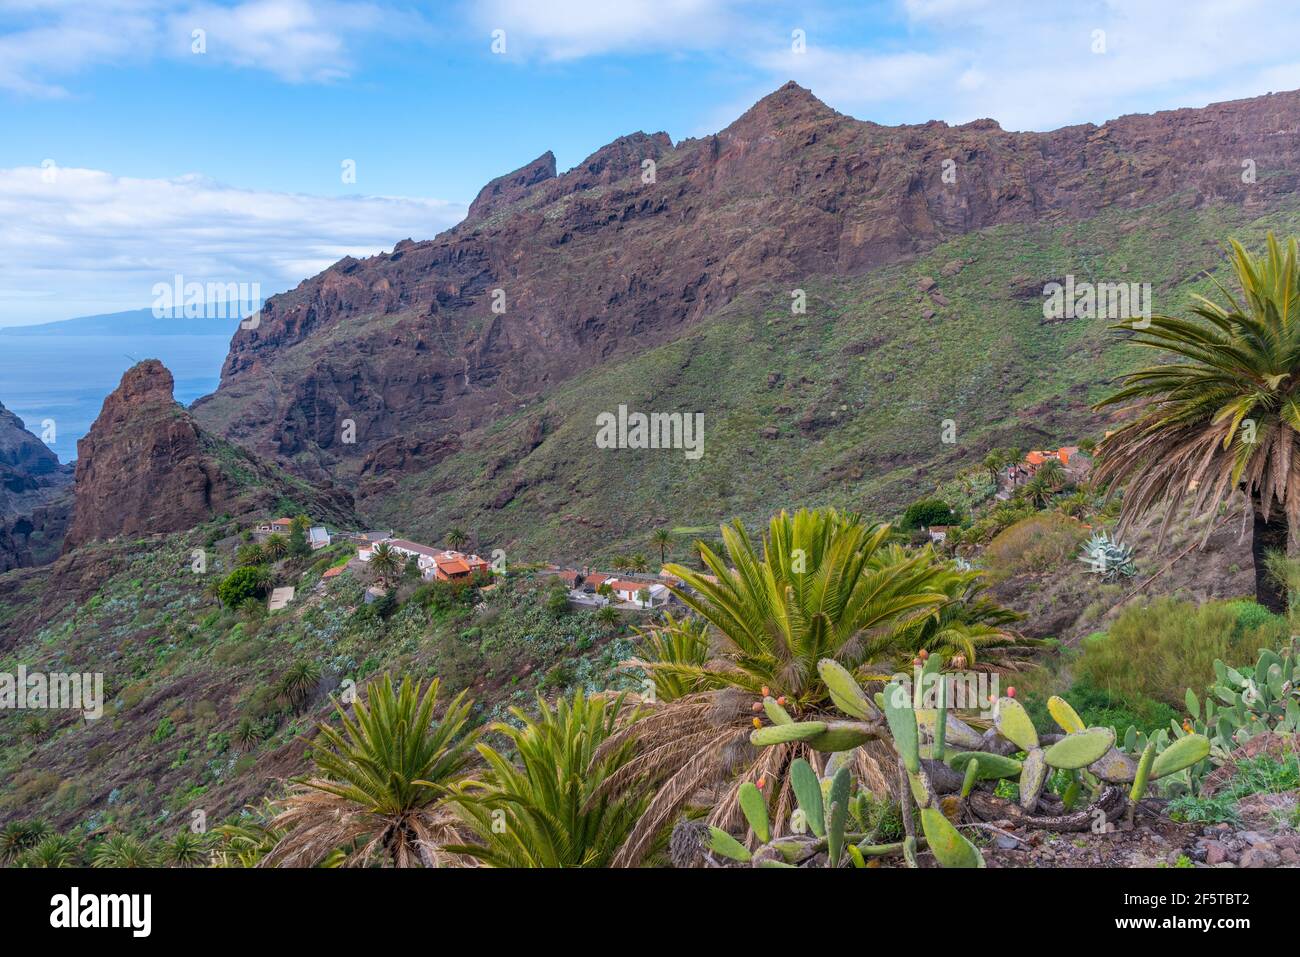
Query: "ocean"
0 334 231 463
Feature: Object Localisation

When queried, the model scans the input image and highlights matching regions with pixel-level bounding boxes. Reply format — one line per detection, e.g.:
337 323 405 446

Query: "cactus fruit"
1043 727 1116 769
994 696 1038 751
762 696 792 725
920 807 983 868
1047 695 1086 733
739 781 771 843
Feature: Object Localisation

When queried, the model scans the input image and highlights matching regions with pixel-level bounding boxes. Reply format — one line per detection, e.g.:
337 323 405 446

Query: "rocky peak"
0 400 62 477
465 150 557 222
65 360 353 551
0 399 72 572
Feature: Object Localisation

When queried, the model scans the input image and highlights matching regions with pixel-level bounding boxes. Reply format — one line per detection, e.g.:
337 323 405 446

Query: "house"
582 572 612 592
927 525 951 544
371 539 490 582
608 579 669 608
268 586 295 611
550 568 582 588
318 565 347 589
256 517 294 534
308 526 331 550
350 530 393 545
431 549 491 582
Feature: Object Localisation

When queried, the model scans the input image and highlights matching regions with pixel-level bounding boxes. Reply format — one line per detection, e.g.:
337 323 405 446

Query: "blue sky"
4 0 1300 326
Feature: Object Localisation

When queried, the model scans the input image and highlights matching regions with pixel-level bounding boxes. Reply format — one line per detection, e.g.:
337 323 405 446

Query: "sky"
4 0 1300 327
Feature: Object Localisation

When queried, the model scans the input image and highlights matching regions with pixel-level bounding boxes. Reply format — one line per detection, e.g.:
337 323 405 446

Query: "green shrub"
982 512 1088 579
901 498 956 530
217 566 270 609
1076 598 1287 708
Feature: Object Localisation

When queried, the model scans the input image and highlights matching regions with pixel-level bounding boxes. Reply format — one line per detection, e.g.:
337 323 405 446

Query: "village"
241 514 687 616
237 444 1096 616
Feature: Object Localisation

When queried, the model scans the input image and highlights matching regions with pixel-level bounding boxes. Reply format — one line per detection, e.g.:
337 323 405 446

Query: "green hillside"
364 195 1300 563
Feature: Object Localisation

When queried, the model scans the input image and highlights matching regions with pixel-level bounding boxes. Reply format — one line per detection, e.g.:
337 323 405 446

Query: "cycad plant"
452 691 646 867
261 674 478 867
1095 233 1300 613
630 612 711 702
598 508 952 866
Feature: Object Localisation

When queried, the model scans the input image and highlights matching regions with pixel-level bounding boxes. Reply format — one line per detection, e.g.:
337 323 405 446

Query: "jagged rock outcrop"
0 401 73 571
64 360 353 551
192 82 1300 493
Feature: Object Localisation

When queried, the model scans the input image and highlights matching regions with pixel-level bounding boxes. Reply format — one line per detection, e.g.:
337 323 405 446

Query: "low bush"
1075 597 1287 708
982 512 1088 579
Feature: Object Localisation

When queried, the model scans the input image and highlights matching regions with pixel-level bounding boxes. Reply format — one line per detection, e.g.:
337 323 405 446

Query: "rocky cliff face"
0 401 73 571
64 360 353 550
192 83 1300 495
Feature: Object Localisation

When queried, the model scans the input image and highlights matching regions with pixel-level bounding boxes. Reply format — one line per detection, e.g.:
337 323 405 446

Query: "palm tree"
21 834 81 868
261 674 478 867
276 660 322 711
261 533 289 562
0 821 48 863
597 508 952 866
630 553 650 574
451 692 647 867
1095 233 1300 613
983 450 1005 484
596 605 621 630
1022 473 1056 509
161 831 210 867
651 529 674 565
446 527 468 551
91 834 155 868
368 541 401 588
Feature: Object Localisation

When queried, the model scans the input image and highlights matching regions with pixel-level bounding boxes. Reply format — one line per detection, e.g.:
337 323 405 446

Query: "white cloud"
0 0 413 95
473 0 743 60
0 164 466 326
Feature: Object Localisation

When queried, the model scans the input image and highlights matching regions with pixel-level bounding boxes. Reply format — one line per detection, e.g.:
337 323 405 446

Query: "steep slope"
64 360 354 551
0 400 72 571
351 195 1300 560
192 84 1300 494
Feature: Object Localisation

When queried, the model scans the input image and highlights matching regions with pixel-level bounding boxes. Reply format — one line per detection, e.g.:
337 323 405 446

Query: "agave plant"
1095 233 1300 613
261 674 478 867
598 508 953 867
1078 532 1136 580
452 691 646 867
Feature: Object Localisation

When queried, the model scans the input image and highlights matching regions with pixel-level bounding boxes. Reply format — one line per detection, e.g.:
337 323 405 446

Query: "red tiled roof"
322 566 346 579
585 572 611 586
609 580 652 593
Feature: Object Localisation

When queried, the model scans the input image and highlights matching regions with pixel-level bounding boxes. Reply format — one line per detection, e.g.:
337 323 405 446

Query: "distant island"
0 306 252 337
